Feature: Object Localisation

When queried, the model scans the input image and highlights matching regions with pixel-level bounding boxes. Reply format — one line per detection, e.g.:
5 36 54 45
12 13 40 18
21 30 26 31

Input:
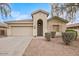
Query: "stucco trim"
31 9 49 17
5 20 33 24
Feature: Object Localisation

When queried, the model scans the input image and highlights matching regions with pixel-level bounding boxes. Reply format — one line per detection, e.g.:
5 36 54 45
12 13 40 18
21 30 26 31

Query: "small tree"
62 32 75 45
0 3 11 19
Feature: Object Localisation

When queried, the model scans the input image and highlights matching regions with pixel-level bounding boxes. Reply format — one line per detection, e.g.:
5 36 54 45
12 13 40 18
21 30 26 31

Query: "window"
53 25 59 32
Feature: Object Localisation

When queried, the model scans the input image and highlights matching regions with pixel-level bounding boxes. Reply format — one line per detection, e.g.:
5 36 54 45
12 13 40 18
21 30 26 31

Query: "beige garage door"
11 26 33 37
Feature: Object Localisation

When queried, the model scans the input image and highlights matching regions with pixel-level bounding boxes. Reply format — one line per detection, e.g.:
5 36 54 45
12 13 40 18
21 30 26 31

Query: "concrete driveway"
0 36 32 56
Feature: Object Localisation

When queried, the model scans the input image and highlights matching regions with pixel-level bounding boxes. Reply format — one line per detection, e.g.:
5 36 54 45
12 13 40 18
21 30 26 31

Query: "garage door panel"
11 26 33 36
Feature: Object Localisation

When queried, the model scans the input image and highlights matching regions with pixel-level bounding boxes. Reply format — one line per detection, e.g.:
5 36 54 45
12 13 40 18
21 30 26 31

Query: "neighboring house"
0 9 68 37
0 22 7 37
67 23 79 32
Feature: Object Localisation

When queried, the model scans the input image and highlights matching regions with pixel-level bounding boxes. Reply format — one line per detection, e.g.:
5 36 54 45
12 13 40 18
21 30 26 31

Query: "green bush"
65 29 78 40
45 32 51 41
62 32 75 45
50 31 56 38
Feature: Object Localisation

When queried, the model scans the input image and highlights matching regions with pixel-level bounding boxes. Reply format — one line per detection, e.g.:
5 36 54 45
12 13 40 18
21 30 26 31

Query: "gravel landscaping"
23 37 79 56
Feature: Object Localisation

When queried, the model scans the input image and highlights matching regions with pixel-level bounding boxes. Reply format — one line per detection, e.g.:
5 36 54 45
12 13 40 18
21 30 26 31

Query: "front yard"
23 37 79 56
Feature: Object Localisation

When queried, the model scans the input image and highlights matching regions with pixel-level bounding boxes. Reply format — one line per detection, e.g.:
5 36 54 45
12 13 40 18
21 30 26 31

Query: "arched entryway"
37 19 43 36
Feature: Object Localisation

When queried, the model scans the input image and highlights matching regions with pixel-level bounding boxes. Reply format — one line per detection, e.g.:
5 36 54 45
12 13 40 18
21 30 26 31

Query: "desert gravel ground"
23 37 79 56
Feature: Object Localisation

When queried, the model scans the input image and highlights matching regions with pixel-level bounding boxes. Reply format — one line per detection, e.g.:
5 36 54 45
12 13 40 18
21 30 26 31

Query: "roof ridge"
5 19 32 22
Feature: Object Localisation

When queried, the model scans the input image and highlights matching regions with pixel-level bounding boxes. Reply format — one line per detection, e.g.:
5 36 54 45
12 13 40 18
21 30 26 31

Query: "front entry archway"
37 19 43 36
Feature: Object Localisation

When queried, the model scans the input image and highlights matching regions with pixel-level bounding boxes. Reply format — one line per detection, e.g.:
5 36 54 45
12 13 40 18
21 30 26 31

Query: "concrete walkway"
0 36 32 56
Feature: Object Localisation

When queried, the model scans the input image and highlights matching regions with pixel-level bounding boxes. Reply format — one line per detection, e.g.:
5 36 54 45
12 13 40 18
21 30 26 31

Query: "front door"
37 20 43 36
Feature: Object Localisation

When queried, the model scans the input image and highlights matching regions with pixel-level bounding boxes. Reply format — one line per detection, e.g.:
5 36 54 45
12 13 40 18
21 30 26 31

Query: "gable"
48 16 68 23
31 9 49 17
47 18 66 26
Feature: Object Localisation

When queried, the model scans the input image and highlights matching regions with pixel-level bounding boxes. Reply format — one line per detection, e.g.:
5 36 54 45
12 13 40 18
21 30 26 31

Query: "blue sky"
11 3 50 15
0 3 79 24
1 3 51 21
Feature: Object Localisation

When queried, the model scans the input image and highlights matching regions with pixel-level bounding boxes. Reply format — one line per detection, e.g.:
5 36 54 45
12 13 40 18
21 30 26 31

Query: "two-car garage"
6 20 33 37
11 26 33 37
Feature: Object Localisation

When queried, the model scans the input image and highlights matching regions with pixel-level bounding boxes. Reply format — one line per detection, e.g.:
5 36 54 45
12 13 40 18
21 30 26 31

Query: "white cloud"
11 11 20 18
47 15 51 19
6 11 32 21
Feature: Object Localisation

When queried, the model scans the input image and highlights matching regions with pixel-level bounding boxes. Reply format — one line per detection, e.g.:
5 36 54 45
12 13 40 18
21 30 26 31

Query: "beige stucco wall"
47 19 66 32
32 12 48 36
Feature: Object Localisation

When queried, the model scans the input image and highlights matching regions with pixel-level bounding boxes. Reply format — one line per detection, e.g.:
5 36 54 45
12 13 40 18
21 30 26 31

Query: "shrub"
62 32 75 45
50 31 56 38
65 29 78 40
45 32 51 41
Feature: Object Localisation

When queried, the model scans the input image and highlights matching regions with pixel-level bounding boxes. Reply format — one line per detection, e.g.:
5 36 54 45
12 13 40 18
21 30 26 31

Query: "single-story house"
67 23 79 29
67 23 79 32
0 9 68 37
